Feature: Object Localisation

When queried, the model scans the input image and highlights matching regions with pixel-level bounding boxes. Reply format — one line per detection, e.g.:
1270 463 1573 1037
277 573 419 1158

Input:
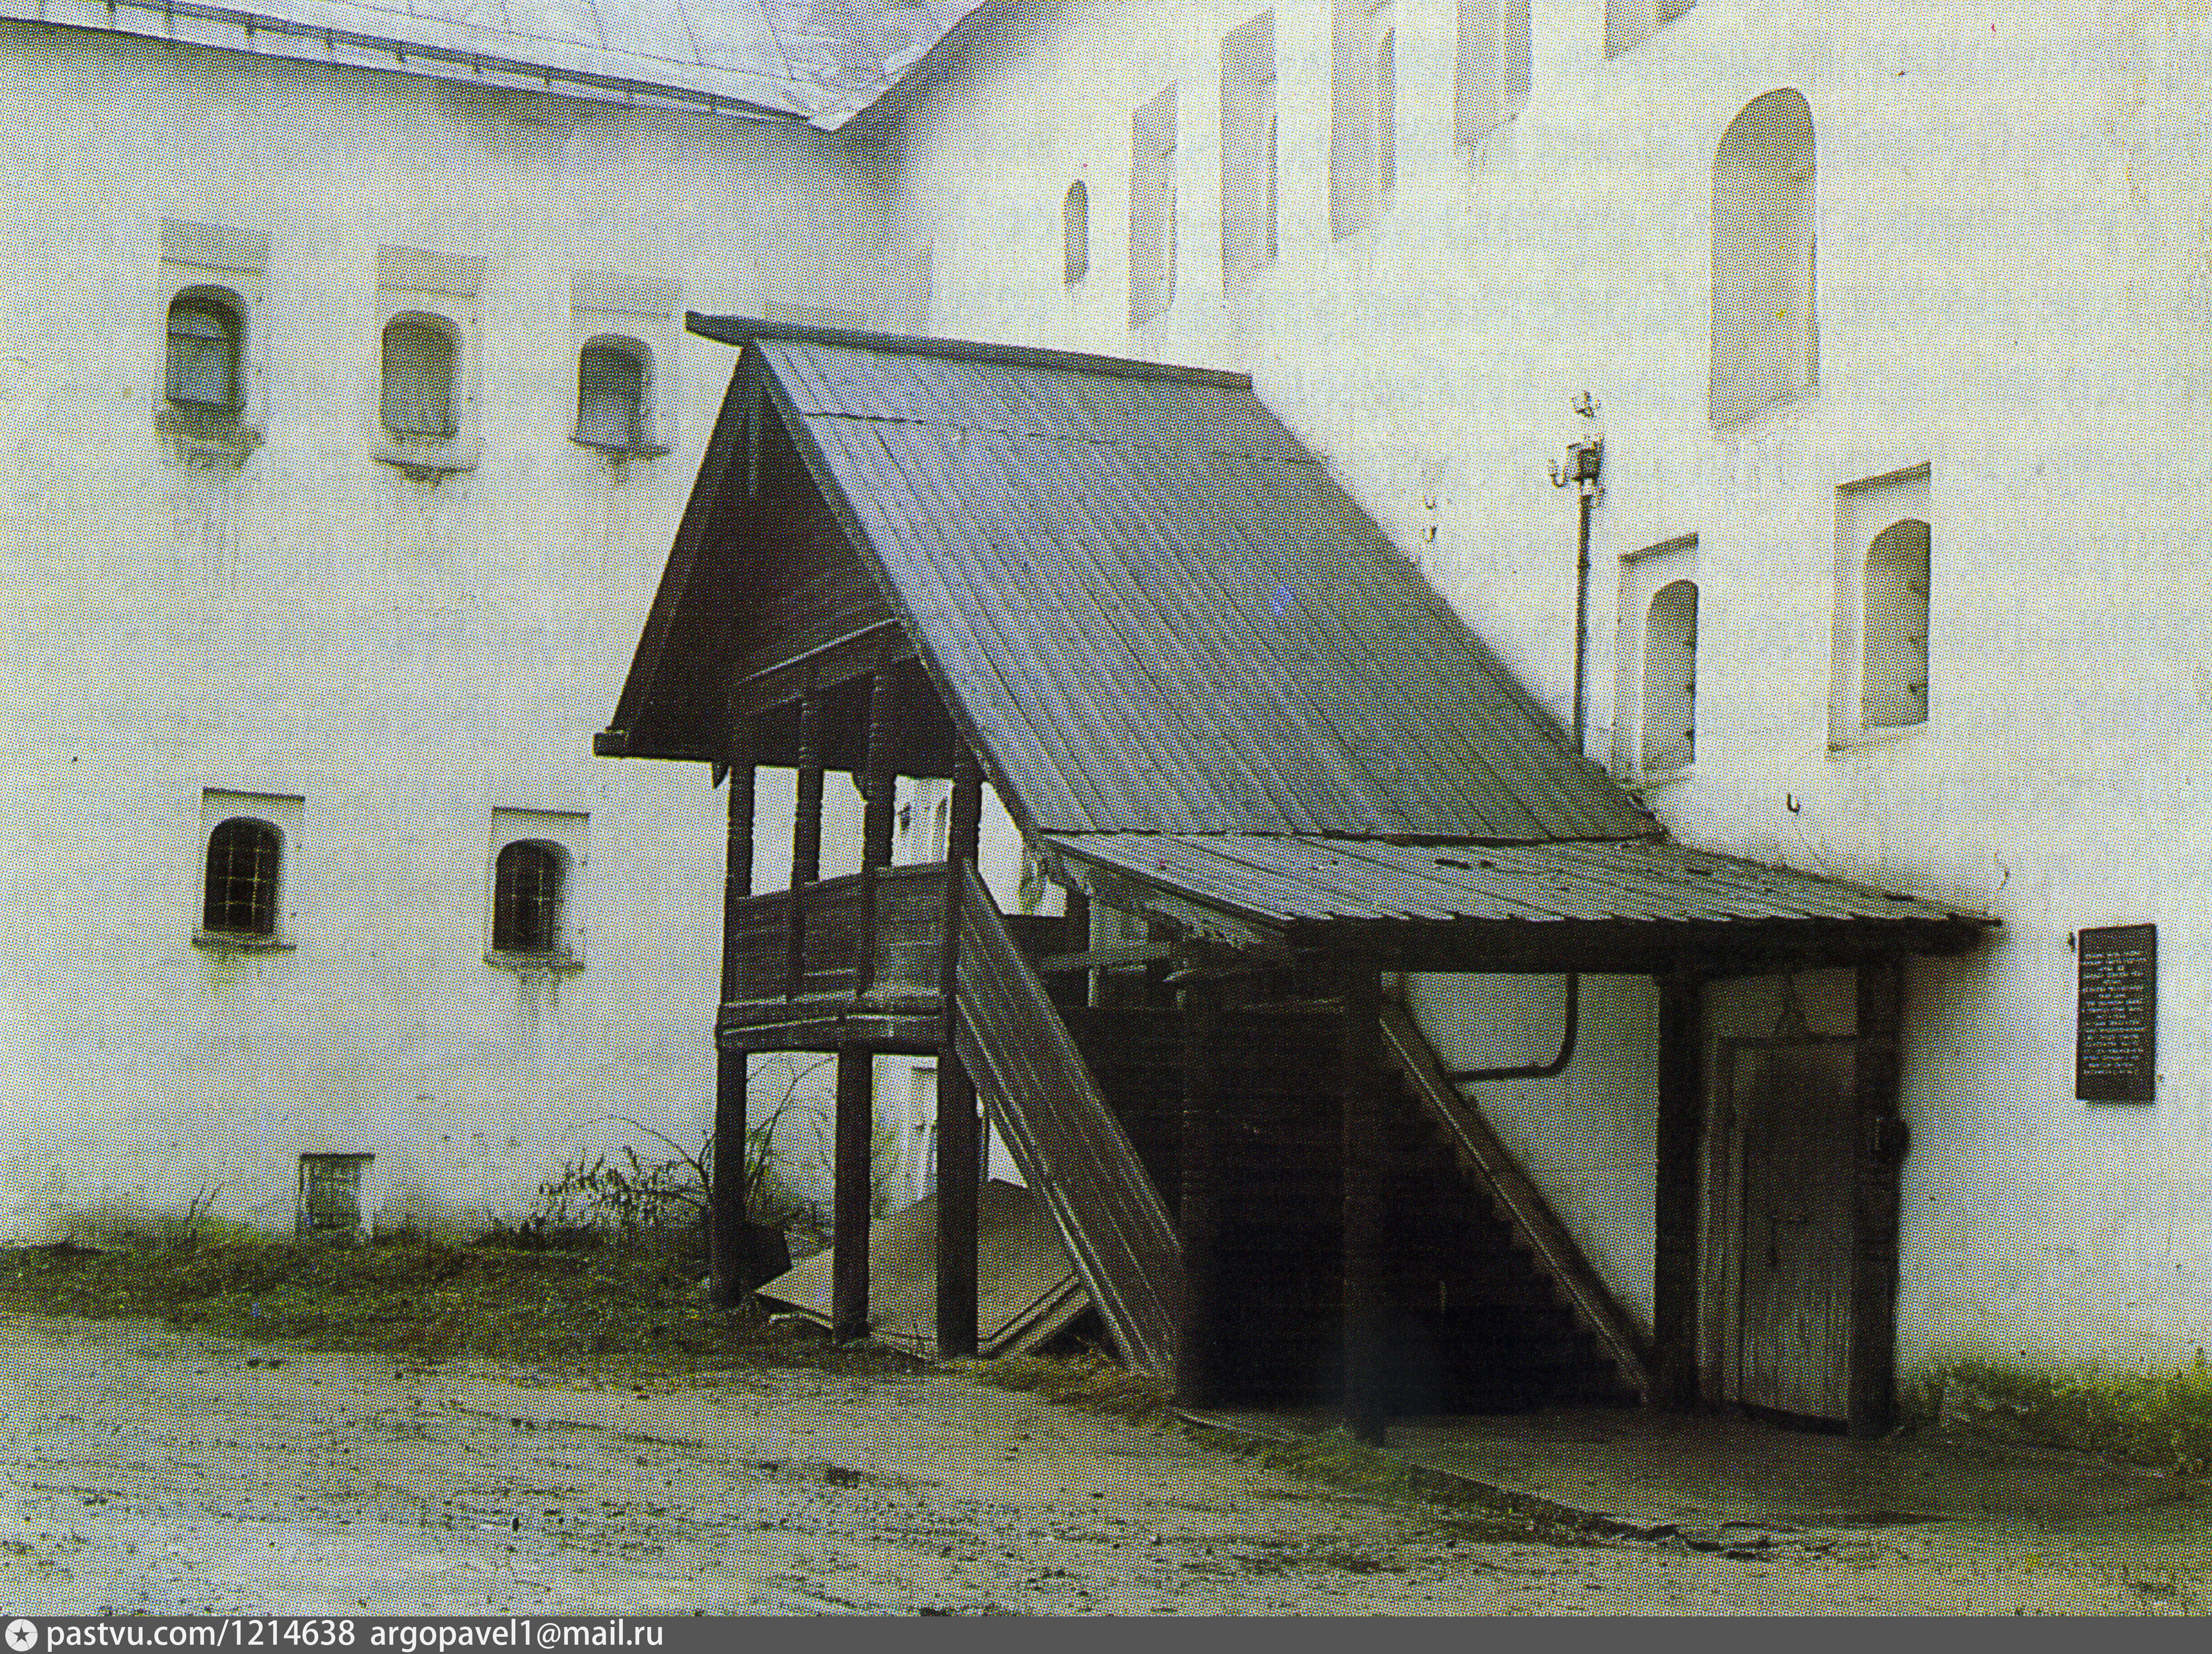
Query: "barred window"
575 338 647 449
204 817 281 937
492 840 566 956
380 312 458 438
166 292 243 412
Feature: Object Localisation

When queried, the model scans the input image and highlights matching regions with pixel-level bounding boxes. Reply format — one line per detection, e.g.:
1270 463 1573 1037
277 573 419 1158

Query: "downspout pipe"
1548 395 1604 755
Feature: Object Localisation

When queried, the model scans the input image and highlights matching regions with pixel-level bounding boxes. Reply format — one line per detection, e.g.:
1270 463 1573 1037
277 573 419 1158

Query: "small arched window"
1064 181 1090 285
1641 580 1698 774
575 337 648 449
492 840 567 956
204 817 281 938
166 291 243 412
381 312 458 439
1711 89 1816 426
1862 519 1929 729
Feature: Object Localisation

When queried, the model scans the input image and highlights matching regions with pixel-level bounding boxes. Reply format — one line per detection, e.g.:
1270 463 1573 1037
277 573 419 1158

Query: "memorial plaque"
2076 924 2156 1102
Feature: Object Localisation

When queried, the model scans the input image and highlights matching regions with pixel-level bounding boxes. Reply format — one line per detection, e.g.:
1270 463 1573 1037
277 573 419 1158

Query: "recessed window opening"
575 337 649 449
1222 12 1279 285
1130 85 1178 325
1064 180 1090 284
1608 0 1693 56
1641 580 1698 773
1457 1 1530 146
1861 519 1929 729
204 817 281 938
380 312 458 439
1332 0 1394 238
166 291 243 411
492 839 568 956
1711 88 1816 426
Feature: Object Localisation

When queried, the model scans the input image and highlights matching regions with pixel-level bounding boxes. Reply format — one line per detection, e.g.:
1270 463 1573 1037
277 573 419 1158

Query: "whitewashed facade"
0 11 949 1238
877 0 2212 1380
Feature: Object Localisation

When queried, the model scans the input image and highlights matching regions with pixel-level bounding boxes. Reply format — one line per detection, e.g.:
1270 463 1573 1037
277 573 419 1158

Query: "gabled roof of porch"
599 318 1991 969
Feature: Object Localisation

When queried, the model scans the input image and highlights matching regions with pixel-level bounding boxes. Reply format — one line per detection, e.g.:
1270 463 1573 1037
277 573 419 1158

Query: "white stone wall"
0 23 921 1238
884 0 2212 1373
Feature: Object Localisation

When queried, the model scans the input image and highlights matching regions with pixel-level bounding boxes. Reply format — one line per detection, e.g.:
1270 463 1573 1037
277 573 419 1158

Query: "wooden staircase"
948 871 1648 1411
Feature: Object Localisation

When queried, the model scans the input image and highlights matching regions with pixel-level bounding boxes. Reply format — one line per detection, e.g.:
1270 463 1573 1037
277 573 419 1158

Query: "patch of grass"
0 1229 919 1379
977 1351 1177 1420
1907 1357 2212 1476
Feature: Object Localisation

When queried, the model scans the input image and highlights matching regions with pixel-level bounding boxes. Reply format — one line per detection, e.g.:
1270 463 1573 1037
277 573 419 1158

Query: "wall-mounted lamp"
1549 393 1605 496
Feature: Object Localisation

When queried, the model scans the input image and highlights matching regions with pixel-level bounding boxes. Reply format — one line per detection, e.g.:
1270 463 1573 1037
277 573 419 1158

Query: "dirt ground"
4 1313 2212 1615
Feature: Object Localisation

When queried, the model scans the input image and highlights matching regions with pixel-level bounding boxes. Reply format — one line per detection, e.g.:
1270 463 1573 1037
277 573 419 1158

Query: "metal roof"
6 0 985 124
729 321 1659 842
602 319 1994 966
1044 833 1985 963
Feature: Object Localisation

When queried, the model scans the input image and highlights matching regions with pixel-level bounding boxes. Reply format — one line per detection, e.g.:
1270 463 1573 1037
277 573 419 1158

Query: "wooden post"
1340 963 1387 1444
1175 976 1225 1407
831 672 899 1343
786 691 824 1000
934 747 985 1358
1850 956 1907 1438
832 1048 874 1341
1651 970 1703 1408
708 730 756 1308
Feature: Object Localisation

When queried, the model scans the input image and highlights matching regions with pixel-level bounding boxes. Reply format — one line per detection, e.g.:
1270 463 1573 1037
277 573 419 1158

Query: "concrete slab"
1383 1408 2193 1531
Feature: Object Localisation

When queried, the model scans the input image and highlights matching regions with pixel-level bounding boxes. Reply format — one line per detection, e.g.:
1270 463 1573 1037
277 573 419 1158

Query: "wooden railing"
1379 998 1654 1402
952 865 1182 1378
722 864 951 1008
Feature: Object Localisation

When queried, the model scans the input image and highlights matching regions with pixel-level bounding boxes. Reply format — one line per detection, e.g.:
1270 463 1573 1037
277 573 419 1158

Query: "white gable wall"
884 0 2212 1374
0 23 920 1237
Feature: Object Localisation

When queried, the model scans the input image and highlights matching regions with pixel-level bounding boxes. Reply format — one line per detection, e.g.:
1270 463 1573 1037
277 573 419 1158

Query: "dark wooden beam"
725 620 915 725
1850 956 1908 1438
935 748 986 1359
787 690 824 1000
1651 971 1703 1408
832 1048 874 1342
709 729 757 1309
1174 976 1225 1408
1340 963 1388 1444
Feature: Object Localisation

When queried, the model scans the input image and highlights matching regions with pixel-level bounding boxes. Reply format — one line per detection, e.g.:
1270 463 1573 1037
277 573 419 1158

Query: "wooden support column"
1340 963 1388 1444
1174 976 1225 1407
934 747 985 1358
1651 970 1704 1408
708 729 756 1309
1850 956 1907 1438
832 672 899 1343
786 691 824 1000
832 1050 874 1341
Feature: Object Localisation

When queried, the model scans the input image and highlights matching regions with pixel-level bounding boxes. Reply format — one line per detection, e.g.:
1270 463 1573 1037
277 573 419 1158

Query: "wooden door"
1732 1040 1856 1422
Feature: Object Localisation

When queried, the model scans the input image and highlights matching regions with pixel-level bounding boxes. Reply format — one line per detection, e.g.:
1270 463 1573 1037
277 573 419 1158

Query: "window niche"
1607 0 1693 57
1129 85 1178 326
1221 12 1278 287
373 246 483 476
571 273 680 458
193 789 301 950
1456 0 1530 148
1331 0 1396 239
1830 466 1931 748
1613 536 1699 780
157 221 268 464
1711 89 1816 427
486 808 588 969
1064 180 1091 285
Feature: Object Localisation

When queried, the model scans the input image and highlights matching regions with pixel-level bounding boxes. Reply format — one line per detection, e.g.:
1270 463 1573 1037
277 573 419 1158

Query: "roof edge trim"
686 314 1256 391
4 0 801 118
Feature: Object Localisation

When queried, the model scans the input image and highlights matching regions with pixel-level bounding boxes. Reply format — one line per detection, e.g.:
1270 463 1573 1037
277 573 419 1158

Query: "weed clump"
1908 1356 2212 1476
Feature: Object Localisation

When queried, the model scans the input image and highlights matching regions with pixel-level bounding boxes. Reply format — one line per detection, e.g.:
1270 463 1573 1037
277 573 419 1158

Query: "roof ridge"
686 313 1255 390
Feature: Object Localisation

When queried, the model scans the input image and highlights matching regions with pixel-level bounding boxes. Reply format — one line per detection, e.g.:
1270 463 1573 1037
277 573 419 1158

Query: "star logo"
6 1618 38 1651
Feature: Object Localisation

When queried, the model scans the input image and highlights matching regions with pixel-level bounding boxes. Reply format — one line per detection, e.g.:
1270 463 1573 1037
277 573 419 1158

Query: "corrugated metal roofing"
1046 833 1974 936
746 330 1658 843
7 0 984 124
